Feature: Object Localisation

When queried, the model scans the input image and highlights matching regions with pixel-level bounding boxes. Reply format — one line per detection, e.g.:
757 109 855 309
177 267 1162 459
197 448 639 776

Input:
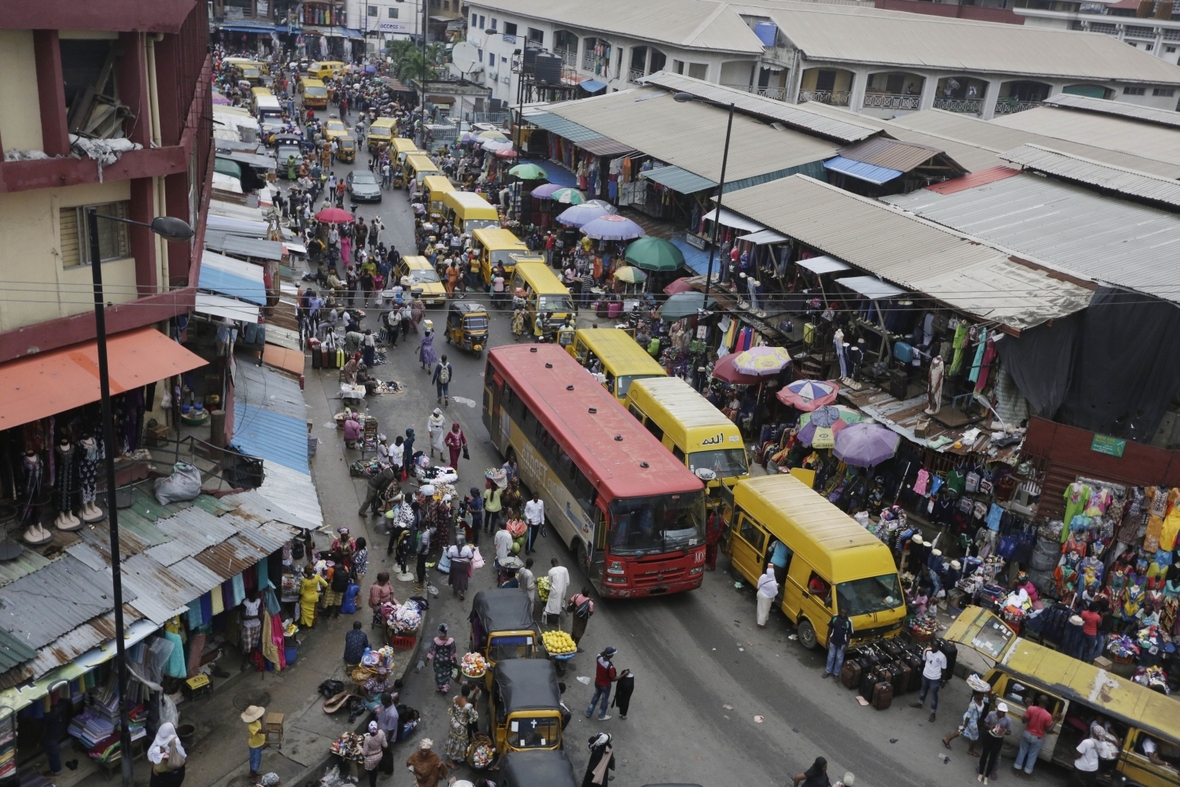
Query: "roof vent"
588 408 597 414
614 435 623 441
545 363 553 368
640 461 649 468
566 385 574 391
530 347 538 353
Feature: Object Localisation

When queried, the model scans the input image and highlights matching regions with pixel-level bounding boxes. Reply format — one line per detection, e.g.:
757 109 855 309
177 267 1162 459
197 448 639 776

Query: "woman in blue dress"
417 329 437 371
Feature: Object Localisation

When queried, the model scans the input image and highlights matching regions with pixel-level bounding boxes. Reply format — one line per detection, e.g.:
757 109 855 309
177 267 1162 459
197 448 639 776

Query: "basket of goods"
542 630 577 660
505 519 527 538
536 576 551 603
1106 634 1140 664
466 733 495 770
387 603 422 634
460 652 489 679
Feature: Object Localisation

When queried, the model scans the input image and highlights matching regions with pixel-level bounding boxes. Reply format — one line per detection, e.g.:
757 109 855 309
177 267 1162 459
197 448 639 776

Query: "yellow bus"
509 262 575 337
250 86 274 108
298 78 328 109
442 191 501 235
367 117 397 152
226 58 266 84
403 153 442 188
566 328 667 401
723 474 906 649
390 138 420 164
470 228 543 285
422 176 456 215
625 376 749 490
308 61 347 80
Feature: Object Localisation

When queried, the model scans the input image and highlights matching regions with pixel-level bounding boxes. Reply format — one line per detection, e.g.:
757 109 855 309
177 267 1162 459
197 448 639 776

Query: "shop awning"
579 79 607 94
702 207 764 233
216 151 277 171
195 293 262 323
670 237 714 276
737 229 789 245
836 275 908 300
0 329 206 430
641 166 717 195
576 137 635 157
199 250 267 305
204 231 284 261
796 255 853 275
823 156 903 186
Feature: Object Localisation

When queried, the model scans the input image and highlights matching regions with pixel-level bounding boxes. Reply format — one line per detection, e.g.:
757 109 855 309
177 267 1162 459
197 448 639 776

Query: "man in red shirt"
585 647 620 721
1013 696 1062 776
1080 604 1103 663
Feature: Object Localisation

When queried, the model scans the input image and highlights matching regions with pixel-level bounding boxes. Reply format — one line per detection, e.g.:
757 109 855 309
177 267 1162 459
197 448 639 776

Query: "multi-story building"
464 0 1180 119
1014 0 1180 66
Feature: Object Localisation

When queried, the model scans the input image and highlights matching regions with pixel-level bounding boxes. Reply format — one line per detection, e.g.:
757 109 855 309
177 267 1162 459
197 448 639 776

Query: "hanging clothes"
973 336 998 393
949 322 969 375
967 328 988 384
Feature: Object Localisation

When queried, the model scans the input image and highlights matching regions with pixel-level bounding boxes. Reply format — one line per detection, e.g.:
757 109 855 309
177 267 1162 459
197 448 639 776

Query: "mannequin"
78 435 105 523
926 357 945 415
20 451 51 545
833 328 847 379
54 439 82 532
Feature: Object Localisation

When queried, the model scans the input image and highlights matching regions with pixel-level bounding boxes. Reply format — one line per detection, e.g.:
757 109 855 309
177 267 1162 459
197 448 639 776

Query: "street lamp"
87 208 194 786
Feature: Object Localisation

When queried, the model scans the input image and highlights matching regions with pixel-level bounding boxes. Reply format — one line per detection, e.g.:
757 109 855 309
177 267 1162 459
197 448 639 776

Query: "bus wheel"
571 541 585 577
796 619 818 650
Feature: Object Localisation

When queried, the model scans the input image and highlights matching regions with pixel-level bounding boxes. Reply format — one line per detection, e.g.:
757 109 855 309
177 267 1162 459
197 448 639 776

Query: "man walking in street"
822 608 852 680
375 693 399 779
359 465 399 518
524 491 544 555
519 557 537 621
544 558 569 628
911 644 947 722
494 521 513 584
567 587 594 652
432 354 453 406
585 647 620 721
1013 695 1062 777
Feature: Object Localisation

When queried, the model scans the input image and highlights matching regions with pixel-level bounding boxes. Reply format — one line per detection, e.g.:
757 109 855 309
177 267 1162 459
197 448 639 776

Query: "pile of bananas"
542 630 576 655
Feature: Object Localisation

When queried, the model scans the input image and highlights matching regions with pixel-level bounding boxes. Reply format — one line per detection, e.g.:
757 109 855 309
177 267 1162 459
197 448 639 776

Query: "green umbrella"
549 187 586 205
509 163 548 180
613 265 647 284
624 237 685 272
658 292 716 321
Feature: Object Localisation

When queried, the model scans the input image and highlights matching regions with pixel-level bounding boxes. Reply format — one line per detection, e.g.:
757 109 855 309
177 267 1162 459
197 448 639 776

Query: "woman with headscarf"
402 428 416 478
427 623 458 693
446 535 474 601
362 720 388 787
148 722 187 786
406 738 449 787
501 477 523 522
756 563 780 628
298 564 329 627
792 757 831 787
426 409 446 461
444 685 479 766
611 669 635 720
581 733 615 787
444 422 467 469
410 296 426 332
418 327 437 372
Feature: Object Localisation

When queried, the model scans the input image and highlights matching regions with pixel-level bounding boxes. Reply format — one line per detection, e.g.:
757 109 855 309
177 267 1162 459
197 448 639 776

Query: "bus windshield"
490 249 525 267
305 86 327 97
464 218 500 232
538 294 574 313
688 448 749 479
836 574 903 617
609 493 704 556
615 374 659 400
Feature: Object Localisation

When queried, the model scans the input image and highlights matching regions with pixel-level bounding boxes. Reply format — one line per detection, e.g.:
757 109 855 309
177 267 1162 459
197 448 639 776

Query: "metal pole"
418 0 427 146
88 207 134 786
703 101 734 305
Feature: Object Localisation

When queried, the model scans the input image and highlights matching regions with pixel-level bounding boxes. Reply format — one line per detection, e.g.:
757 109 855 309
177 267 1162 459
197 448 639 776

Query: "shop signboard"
1090 434 1126 457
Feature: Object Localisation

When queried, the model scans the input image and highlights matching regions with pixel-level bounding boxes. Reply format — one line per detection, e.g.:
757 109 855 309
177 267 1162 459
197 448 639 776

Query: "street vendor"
363 666 397 709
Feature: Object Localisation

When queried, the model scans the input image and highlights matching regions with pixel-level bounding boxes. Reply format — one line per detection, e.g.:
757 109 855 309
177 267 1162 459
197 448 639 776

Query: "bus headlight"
689 566 704 575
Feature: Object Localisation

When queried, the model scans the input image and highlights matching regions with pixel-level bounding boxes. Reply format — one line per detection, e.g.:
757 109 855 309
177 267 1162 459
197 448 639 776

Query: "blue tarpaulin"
521 159 577 188
823 156 903 186
579 79 607 94
670 237 714 276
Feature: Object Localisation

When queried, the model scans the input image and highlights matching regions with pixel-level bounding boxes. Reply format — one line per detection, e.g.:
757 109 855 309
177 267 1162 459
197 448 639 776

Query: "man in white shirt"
524 492 545 555
517 557 537 621
544 558 569 628
494 521 514 583
910 644 948 722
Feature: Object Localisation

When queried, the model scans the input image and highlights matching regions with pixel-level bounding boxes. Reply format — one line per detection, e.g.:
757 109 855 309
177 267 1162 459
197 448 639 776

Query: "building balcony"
932 97 983 114
554 47 577 68
993 99 1043 115
628 68 645 84
863 92 921 110
0 145 188 194
799 89 849 106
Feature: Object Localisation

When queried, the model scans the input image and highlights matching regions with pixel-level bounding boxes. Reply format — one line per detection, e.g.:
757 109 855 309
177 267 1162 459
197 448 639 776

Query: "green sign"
1091 434 1126 457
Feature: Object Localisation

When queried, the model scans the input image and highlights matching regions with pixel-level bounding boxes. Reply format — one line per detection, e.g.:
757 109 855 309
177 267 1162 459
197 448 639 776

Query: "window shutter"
59 207 81 267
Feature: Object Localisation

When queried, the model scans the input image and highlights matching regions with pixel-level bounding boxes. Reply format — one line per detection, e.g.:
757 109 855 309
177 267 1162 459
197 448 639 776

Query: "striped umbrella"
731 346 792 376
776 379 840 411
795 405 862 449
549 187 586 205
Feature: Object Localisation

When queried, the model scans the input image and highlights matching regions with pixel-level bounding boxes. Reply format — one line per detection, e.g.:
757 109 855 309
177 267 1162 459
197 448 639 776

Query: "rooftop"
999 144 1180 210
992 106 1180 167
1043 92 1180 129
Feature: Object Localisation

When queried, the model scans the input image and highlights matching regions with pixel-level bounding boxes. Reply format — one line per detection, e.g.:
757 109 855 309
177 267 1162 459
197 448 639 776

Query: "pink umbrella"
711 353 763 386
663 278 696 295
777 379 840 411
494 147 519 159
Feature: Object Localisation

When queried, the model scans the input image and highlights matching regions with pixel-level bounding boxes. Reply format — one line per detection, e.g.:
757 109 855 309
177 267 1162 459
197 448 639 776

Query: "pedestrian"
402 428 416 478
445 535 473 601
432 354 453 405
444 685 479 766
322 559 350 619
567 586 594 652
298 564 328 627
240 588 263 657
353 537 369 581
241 705 267 781
545 558 570 628
611 668 634 720
147 722 187 787
427 408 446 460
943 690 988 756
704 508 724 570
444 422 467 468
519 557 537 620
345 620 370 666
755 563 779 627
418 327 437 371
415 522 435 591
977 702 1011 784
375 693 399 778
494 521 513 582
1013 695 1062 777
822 609 852 680
581 733 614 787
464 486 483 545
363 720 388 787
910 643 947 722
524 491 544 554
406 739 448 787
792 757 831 787
360 465 399 517
369 572 395 629
483 476 504 533
426 624 457 693
585 647 619 721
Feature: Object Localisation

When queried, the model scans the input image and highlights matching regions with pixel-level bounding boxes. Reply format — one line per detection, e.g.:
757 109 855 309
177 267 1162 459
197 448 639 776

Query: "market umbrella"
796 405 863 449
585 199 618 214
663 278 696 295
624 237 685 272
660 291 716 322
530 183 562 199
555 203 610 228
482 139 513 153
315 207 355 224
776 379 840 412
549 187 587 205
711 352 763 385
581 214 644 241
495 147 519 159
731 346 792 377
509 162 548 180
613 266 647 284
833 421 900 467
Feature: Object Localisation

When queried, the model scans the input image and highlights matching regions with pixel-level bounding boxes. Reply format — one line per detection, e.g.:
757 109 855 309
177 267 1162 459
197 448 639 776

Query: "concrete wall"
0 31 43 152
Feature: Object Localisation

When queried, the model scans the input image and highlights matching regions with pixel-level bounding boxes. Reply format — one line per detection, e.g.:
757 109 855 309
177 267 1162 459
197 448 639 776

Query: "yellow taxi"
397 255 446 306
324 117 349 143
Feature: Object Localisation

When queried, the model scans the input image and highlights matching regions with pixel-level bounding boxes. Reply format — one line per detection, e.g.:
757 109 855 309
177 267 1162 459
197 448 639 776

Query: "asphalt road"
292 110 1071 787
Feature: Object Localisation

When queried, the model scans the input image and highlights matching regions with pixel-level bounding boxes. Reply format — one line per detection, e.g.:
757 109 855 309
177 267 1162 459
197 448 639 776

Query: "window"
673 60 684 74
671 445 686 462
368 5 377 15
1167 46 1177 53
60 202 130 267
504 21 517 36
528 27 543 44
489 16 497 30
479 14 485 28
488 52 495 66
687 62 707 80
60 40 119 115
388 7 398 17
806 572 832 607
736 514 766 553
1124 85 1147 95
1154 87 1175 96
471 12 477 26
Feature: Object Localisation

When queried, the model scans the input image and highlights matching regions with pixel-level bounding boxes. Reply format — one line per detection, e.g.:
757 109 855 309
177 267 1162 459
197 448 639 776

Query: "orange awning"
0 328 207 430
261 344 305 376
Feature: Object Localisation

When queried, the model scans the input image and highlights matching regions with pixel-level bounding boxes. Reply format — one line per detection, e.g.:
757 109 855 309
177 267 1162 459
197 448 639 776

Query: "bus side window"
672 446 685 462
644 419 664 442
737 514 766 553
628 405 643 420
807 572 832 606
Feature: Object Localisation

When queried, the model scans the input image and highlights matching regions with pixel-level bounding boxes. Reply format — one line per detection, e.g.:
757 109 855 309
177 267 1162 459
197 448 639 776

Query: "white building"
345 0 422 53
462 0 1180 119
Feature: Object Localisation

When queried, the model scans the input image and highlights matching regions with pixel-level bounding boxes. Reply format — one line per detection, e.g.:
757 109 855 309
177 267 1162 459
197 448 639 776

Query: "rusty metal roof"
0 554 130 651
837 137 950 174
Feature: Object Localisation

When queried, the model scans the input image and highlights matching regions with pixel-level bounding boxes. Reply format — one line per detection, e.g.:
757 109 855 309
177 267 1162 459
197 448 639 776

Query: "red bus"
483 345 707 598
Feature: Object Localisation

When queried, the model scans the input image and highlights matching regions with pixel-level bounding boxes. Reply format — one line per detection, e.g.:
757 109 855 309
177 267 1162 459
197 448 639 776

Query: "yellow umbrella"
613 266 647 284
731 346 793 377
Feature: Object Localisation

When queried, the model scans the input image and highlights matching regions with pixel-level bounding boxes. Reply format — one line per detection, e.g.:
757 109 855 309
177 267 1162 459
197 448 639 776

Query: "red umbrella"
663 278 695 295
494 147 519 159
315 207 355 224
712 353 763 385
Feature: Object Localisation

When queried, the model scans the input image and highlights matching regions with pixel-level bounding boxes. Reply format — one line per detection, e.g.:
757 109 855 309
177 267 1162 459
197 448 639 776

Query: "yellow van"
390 138 421 165
308 61 347 80
396 255 447 306
509 262 575 337
723 474 906 649
422 176 456 215
299 78 328 109
442 191 501 235
250 86 274 108
470 228 543 285
226 58 267 84
368 117 397 152
566 327 667 401
404 153 442 188
947 606 1180 787
625 376 749 489
324 117 349 142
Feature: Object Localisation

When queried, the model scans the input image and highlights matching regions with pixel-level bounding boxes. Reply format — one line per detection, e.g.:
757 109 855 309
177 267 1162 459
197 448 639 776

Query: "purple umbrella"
833 422 900 468
556 203 611 228
530 183 562 199
581 214 645 241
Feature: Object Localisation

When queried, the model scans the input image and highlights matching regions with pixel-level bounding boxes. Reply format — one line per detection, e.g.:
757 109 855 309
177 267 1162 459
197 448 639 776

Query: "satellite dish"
451 41 478 74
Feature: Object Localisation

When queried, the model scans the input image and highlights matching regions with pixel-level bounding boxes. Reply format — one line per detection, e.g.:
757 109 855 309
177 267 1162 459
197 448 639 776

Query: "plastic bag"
472 547 484 570
159 693 179 728
154 462 202 505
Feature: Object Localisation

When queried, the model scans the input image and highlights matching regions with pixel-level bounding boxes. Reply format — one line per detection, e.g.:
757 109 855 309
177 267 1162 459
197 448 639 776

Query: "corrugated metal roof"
544 88 839 186
823 156 903 185
1043 93 1180 129
640 72 881 144
991 108 1180 169
838 137 945 173
255 462 324 529
200 250 267 305
0 629 37 671
522 111 604 143
0 555 127 650
999 144 1180 209
204 232 285 261
221 488 319 531
0 549 53 589
926 165 1021 195
883 172 1180 306
576 137 636 157
235 363 308 422
836 275 908 300
232 404 309 473
195 293 262 323
640 165 718 194
216 150 278 170
721 174 1095 330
